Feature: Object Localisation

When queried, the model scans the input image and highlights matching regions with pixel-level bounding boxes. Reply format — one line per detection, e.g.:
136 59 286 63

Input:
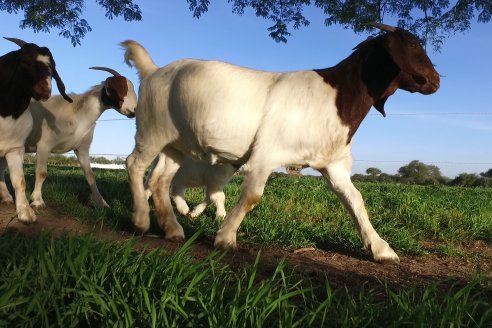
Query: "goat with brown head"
359 23 440 117
0 37 72 118
89 66 136 118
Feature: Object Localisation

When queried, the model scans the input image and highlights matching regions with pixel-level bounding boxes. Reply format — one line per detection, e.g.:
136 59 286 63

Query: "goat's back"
139 59 348 167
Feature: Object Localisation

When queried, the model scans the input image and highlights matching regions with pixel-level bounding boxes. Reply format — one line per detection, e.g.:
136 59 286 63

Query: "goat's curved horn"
365 22 397 33
89 66 121 77
3 37 28 47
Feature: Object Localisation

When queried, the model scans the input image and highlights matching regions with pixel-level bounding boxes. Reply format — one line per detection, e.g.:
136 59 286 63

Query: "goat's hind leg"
0 157 14 204
214 166 272 249
150 151 184 241
127 146 162 234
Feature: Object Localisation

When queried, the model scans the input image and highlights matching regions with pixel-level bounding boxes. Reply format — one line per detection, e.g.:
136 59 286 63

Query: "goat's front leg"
206 187 226 219
30 147 49 209
171 184 190 216
150 152 184 241
214 166 271 249
188 192 210 218
0 157 14 204
319 158 399 264
75 140 109 208
5 149 36 223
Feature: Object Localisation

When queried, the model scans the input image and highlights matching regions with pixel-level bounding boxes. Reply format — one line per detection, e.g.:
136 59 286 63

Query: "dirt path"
1 204 491 291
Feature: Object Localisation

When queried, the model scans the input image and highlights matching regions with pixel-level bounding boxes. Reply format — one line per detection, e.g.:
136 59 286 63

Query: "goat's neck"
74 85 110 120
314 49 400 142
0 92 30 119
0 54 32 118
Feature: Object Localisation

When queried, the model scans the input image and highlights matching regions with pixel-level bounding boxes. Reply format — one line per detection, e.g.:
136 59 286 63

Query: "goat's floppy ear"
52 67 73 103
373 97 388 117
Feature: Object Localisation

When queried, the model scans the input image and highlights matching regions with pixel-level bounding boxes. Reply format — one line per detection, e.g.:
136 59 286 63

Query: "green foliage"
0 0 141 46
2 1 490 49
188 0 492 50
398 160 445 185
481 168 492 178
451 173 481 187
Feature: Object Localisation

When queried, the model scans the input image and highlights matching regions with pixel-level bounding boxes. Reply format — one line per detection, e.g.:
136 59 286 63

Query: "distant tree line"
24 155 492 188
352 160 492 188
24 154 126 166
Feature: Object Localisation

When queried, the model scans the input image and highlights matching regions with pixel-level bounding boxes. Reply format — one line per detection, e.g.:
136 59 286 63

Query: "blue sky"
1 1 491 178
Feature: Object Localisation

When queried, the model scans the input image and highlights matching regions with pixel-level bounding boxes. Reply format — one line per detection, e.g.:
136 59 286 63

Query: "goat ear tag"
373 97 388 117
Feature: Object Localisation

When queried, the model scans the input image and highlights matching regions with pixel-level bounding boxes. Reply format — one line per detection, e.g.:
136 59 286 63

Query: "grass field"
1 165 491 326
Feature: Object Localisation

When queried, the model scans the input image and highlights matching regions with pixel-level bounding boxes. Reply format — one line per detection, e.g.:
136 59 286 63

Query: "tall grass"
1 166 490 326
1 233 490 327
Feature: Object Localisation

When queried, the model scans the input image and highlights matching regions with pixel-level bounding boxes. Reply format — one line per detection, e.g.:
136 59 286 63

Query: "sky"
1 1 491 178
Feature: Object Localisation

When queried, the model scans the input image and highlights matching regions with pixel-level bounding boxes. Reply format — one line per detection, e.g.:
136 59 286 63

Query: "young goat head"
90 66 137 118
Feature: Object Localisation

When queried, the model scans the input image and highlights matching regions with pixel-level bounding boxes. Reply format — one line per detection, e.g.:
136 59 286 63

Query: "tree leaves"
1 0 141 46
1 1 490 49
187 0 491 51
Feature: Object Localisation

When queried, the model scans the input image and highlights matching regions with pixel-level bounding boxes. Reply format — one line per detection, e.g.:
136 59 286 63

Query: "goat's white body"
15 82 137 208
0 110 36 222
124 41 401 263
137 60 350 166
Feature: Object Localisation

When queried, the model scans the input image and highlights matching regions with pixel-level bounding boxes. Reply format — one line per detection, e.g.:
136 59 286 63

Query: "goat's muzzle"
412 70 440 95
420 72 440 95
32 82 52 101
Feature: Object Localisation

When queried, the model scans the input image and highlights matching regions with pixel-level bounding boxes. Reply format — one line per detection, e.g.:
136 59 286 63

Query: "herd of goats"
0 23 440 264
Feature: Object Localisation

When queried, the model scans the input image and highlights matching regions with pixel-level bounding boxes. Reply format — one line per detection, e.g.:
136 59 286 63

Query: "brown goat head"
372 24 440 95
4 37 73 103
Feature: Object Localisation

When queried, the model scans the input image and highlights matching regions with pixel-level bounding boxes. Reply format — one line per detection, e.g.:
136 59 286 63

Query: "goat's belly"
0 111 33 156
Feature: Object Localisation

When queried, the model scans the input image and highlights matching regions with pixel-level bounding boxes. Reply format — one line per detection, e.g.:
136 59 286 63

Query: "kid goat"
0 37 72 223
123 23 440 264
2 67 137 209
146 154 237 219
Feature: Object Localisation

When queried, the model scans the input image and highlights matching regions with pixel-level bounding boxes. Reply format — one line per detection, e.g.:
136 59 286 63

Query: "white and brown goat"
10 67 137 209
0 37 72 223
123 23 440 264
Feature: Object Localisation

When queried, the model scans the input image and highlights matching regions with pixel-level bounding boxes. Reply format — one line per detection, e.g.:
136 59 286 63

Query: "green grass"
1 233 490 327
21 165 492 257
26 167 492 255
1 165 490 326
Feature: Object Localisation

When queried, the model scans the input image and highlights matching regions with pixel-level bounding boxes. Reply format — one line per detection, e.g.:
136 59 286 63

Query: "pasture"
1 165 491 326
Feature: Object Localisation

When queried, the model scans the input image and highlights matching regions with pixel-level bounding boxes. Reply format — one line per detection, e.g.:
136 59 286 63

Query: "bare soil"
1 203 491 292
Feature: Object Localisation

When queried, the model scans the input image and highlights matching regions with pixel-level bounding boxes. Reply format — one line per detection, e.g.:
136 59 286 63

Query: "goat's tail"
121 40 158 81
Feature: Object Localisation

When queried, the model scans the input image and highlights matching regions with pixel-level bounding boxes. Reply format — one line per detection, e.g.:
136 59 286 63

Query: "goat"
0 37 72 223
146 154 237 218
122 22 440 264
4 67 137 209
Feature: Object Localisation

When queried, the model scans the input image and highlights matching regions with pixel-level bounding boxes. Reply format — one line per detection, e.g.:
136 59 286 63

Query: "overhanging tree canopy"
1 0 490 49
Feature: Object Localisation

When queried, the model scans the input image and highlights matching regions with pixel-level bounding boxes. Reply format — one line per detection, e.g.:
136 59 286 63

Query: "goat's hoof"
176 206 190 216
165 235 185 243
164 224 185 242
17 205 37 224
1 198 14 205
214 231 237 250
188 210 201 219
215 212 226 221
132 211 151 234
370 239 400 264
30 199 46 209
